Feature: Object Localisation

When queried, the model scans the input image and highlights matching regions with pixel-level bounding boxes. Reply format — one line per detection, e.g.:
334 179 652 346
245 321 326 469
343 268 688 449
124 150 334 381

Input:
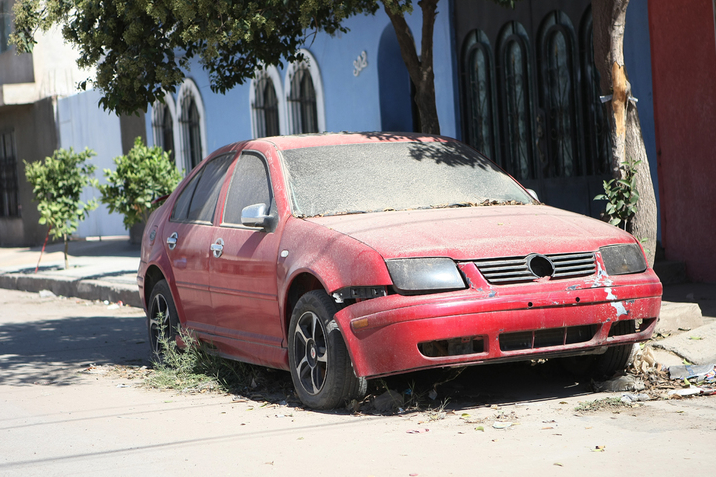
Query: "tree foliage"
11 0 514 131
24 147 98 268
11 0 380 115
99 137 183 229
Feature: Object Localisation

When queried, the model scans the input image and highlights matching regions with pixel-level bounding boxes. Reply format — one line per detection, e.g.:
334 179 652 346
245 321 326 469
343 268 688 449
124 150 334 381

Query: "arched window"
285 50 325 134
580 7 611 176
151 95 176 164
463 30 497 161
250 66 285 138
177 79 207 171
497 22 534 181
289 64 318 134
538 11 581 178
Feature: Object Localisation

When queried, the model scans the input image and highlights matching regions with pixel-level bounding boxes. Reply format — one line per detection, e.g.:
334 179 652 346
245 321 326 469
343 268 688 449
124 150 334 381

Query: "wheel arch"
283 272 326 342
143 265 167 309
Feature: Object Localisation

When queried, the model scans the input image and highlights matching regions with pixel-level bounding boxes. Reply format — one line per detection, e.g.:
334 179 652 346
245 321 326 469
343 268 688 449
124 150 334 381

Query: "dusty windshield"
281 140 534 217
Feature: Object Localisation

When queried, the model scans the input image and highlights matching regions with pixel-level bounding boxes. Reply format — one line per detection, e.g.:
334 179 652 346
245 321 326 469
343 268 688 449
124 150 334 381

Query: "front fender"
277 217 392 298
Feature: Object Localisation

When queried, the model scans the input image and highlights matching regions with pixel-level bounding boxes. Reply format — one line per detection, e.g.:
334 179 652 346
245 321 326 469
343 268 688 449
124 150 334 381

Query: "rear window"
171 153 234 223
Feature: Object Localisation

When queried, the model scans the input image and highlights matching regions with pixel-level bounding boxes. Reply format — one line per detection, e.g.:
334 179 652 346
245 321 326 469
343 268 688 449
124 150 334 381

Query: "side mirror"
526 189 539 202
241 203 272 229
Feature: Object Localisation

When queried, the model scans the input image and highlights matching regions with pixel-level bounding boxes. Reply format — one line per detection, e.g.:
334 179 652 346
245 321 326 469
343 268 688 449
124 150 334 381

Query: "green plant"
145 320 254 394
594 158 642 229
24 147 99 269
99 137 183 229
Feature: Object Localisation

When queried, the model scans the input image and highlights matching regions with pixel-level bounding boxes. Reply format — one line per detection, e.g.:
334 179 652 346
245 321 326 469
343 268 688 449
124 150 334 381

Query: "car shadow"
379 360 594 409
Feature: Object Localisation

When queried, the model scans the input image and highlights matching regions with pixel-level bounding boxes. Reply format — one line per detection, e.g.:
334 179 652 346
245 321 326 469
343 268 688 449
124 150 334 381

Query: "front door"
209 150 283 359
456 0 611 218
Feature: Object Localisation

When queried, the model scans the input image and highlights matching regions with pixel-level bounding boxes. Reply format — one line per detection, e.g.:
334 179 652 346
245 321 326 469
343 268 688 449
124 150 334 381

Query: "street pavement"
1 236 714 365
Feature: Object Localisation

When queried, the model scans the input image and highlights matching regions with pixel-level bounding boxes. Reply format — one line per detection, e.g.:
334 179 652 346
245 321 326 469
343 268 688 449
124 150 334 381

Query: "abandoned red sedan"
137 132 662 409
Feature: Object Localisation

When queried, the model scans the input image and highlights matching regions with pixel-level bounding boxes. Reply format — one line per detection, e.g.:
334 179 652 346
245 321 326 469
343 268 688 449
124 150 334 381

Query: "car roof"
248 132 454 151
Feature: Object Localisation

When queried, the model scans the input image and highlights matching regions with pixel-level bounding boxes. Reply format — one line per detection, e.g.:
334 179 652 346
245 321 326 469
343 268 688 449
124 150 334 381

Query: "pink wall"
649 0 716 282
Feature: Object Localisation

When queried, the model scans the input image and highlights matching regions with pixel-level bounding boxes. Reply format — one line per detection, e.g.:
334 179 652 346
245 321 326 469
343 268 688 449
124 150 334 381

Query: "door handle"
167 232 178 250
211 238 224 258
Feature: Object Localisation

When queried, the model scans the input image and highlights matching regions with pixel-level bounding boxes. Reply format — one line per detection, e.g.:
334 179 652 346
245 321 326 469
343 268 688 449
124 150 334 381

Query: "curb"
0 273 143 308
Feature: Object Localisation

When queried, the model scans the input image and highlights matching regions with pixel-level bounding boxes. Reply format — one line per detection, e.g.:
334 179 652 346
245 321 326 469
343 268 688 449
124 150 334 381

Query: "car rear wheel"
288 290 366 409
147 279 180 360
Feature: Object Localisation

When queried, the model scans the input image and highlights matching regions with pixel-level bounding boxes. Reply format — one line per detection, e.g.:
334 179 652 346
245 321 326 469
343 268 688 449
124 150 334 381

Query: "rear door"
163 153 234 333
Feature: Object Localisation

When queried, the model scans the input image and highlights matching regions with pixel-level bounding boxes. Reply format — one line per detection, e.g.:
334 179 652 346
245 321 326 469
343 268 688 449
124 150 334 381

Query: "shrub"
99 137 183 229
24 147 98 269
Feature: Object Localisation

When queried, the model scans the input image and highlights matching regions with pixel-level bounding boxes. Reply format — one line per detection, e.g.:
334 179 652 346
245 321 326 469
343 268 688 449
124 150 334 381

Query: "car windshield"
281 140 534 217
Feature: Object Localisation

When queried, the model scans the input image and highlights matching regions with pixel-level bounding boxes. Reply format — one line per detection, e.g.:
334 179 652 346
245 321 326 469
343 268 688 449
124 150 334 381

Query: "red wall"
649 0 716 282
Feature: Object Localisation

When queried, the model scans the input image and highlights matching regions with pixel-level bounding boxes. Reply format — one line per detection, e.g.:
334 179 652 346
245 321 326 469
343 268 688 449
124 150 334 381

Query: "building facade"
2 1 714 282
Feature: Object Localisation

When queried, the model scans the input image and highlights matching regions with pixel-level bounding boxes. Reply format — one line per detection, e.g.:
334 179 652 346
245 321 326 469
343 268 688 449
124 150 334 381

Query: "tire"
288 290 365 409
147 279 180 361
592 320 636 377
561 319 636 378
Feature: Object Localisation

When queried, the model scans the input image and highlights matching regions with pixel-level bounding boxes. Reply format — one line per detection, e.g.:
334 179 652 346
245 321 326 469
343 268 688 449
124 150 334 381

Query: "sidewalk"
0 237 142 308
1 238 715 364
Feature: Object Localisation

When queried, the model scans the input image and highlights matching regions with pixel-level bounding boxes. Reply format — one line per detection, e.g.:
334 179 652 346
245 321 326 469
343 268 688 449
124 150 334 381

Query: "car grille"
473 252 596 284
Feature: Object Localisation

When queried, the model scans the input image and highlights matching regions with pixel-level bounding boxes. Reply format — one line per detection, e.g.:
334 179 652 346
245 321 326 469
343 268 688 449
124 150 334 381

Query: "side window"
223 152 273 226
171 153 234 223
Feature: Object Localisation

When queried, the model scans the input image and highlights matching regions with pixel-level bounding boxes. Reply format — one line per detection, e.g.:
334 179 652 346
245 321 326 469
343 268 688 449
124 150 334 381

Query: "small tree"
24 148 99 269
99 137 183 229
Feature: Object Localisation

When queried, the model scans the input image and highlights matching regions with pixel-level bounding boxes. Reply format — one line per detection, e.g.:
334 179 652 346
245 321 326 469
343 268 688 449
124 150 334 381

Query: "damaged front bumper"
333 267 662 378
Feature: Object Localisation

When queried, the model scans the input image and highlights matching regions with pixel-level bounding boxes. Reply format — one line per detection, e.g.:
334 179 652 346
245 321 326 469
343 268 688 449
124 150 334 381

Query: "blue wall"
146 7 459 152
624 0 661 239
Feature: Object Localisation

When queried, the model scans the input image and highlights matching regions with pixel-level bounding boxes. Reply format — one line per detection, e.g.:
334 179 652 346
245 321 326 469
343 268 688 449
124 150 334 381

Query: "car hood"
305 205 635 260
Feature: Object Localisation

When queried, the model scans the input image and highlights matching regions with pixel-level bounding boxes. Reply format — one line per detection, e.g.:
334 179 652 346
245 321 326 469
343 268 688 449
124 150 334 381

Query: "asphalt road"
1 288 715 476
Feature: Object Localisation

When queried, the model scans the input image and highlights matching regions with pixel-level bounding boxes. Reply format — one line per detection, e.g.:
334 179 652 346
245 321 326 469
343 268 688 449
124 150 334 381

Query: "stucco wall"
58 90 127 238
0 98 57 246
146 8 459 155
649 0 716 282
624 0 660 240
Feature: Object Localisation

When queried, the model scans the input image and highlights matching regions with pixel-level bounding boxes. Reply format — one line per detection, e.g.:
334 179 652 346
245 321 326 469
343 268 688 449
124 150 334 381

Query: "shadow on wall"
378 24 414 133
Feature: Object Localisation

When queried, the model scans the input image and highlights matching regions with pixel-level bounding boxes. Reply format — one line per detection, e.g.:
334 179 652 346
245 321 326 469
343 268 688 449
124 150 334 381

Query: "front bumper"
333 268 662 378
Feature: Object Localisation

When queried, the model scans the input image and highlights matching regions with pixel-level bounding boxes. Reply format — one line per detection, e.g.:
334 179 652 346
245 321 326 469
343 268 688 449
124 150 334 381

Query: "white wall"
58 89 127 238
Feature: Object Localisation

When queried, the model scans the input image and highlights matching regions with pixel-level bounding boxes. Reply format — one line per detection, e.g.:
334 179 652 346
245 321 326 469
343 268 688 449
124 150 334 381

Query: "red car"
138 133 662 409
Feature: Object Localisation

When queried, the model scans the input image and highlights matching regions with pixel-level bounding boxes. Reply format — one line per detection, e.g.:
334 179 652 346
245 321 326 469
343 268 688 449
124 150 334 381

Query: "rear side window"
223 152 273 225
171 153 234 223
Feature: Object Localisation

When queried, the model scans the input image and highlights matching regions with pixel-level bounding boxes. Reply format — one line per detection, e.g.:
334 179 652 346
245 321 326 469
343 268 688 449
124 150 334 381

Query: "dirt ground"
1 288 715 476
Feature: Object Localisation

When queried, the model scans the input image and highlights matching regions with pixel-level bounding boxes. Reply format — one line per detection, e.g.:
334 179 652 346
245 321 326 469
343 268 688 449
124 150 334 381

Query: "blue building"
143 7 460 168
3 1 664 252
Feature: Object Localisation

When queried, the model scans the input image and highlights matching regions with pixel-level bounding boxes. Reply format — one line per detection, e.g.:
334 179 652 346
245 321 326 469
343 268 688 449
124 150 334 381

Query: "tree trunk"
63 233 69 270
592 0 657 266
382 0 441 134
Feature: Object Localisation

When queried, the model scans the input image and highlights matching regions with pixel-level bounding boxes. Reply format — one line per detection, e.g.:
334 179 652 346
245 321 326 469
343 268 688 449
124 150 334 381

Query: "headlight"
385 258 466 295
599 243 647 276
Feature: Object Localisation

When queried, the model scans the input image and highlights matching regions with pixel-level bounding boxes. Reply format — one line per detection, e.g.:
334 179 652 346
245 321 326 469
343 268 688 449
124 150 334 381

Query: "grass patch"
144 325 256 394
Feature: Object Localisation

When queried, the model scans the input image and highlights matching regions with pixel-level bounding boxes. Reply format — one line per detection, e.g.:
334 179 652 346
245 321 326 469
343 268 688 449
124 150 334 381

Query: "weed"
144 321 255 394
594 157 642 230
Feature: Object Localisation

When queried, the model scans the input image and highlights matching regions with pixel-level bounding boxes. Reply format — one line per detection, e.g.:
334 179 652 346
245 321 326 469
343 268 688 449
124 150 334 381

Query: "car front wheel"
561 319 637 378
288 290 366 409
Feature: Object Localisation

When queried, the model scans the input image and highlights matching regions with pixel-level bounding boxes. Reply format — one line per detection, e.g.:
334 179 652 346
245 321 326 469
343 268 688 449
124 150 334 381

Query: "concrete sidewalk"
1 237 715 364
0 237 141 308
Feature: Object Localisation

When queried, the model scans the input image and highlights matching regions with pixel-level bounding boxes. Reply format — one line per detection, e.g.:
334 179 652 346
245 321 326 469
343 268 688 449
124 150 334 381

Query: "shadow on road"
0 315 150 386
